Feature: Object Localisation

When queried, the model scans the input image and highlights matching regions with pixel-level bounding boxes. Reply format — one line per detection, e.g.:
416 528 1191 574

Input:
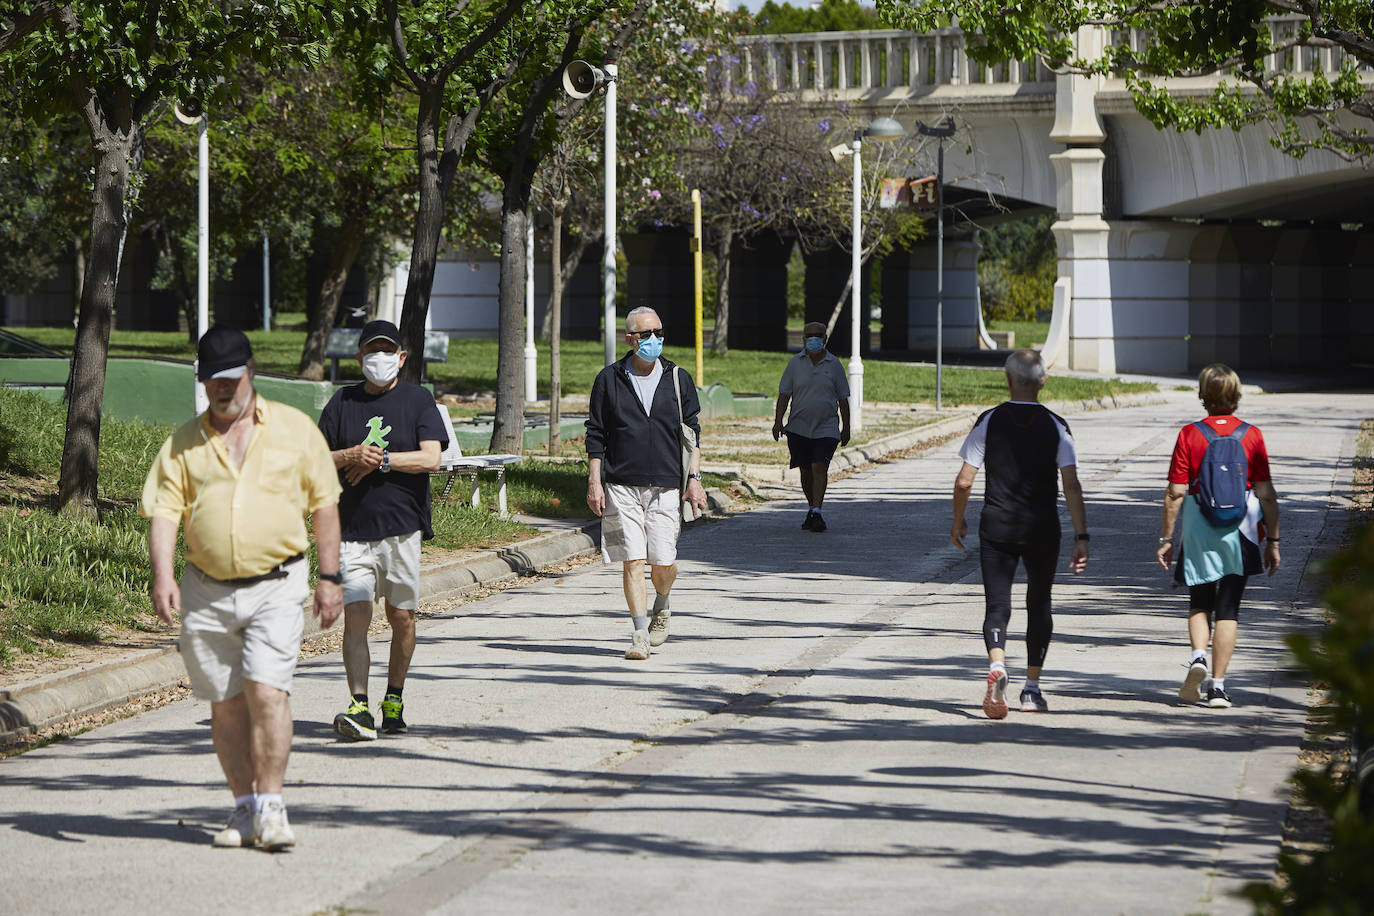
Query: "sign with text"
878 175 939 209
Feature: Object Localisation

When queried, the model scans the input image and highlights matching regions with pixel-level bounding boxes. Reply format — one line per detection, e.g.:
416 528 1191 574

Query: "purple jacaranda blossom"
818 119 831 132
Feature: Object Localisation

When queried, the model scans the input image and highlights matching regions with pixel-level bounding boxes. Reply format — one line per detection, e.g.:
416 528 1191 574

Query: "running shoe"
1179 658 1208 704
625 630 651 660
211 803 256 848
1206 686 1233 709
983 669 1009 719
801 510 816 530
648 609 671 647
809 512 827 533
255 800 295 852
379 693 407 734
333 698 377 741
1019 688 1049 713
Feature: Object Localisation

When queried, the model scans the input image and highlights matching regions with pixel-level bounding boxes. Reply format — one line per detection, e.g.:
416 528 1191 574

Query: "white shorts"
179 558 309 702
601 484 681 565
340 531 423 610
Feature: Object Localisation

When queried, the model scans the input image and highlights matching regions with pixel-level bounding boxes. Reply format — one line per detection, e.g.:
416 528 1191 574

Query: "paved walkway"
0 391 1366 915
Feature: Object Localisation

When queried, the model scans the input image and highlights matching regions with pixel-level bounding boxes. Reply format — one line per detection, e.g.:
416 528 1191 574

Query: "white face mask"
361 351 400 386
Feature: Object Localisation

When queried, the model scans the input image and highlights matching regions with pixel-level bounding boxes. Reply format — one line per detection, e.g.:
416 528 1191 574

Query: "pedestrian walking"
771 321 851 532
950 349 1089 719
141 325 343 851
585 306 708 660
317 319 448 740
1156 364 1280 709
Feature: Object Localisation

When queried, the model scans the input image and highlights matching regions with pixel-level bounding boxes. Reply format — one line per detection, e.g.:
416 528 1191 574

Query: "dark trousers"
1189 574 1246 622
979 536 1060 667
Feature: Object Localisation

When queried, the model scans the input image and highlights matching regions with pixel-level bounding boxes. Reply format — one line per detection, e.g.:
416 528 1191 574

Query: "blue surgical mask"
804 336 825 354
636 335 664 361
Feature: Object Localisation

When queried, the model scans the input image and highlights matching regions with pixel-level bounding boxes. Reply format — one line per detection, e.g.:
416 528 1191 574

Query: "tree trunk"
299 213 368 380
824 239 881 339
547 206 564 456
491 179 529 455
711 230 733 356
397 86 446 385
58 128 133 518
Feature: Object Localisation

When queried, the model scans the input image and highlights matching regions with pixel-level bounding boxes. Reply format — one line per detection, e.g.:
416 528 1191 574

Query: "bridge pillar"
880 239 981 350
803 246 871 357
623 229 695 339
1188 225 1278 370
728 232 792 352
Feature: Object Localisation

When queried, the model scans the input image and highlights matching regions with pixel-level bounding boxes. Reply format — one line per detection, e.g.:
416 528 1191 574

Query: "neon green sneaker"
379 693 407 734
333 698 377 741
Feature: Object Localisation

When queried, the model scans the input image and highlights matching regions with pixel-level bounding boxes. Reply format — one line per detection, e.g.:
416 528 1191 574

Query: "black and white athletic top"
958 401 1077 544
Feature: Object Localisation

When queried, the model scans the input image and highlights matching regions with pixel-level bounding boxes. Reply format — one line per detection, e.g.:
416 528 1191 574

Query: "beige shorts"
179 558 309 702
340 531 422 610
601 484 681 565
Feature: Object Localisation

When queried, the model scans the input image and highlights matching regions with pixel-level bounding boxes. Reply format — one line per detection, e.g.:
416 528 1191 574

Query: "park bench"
431 401 522 516
326 328 451 382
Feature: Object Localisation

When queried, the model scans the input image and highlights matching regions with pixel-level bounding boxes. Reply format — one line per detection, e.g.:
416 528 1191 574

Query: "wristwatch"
687 472 702 481
319 571 343 585
1075 532 1090 542
380 449 390 473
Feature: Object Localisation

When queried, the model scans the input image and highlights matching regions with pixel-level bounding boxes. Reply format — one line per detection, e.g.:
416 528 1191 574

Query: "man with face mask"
586 306 708 660
317 319 449 740
772 321 851 532
142 325 343 851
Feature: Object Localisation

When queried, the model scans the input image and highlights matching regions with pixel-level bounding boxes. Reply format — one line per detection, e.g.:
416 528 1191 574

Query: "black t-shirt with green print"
318 381 449 541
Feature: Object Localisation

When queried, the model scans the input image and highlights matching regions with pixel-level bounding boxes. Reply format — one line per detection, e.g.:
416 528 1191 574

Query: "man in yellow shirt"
141 325 343 852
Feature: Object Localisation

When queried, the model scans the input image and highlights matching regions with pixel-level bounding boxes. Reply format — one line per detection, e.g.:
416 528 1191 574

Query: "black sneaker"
379 693 407 734
801 511 817 530
809 513 827 533
333 699 377 741
1206 686 1232 708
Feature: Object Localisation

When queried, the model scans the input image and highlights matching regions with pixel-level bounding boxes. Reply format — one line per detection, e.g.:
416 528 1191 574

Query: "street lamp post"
833 116 903 432
562 59 618 366
917 118 955 411
175 103 210 414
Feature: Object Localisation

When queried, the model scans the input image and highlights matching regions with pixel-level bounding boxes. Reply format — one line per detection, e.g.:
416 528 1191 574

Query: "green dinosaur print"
362 416 391 448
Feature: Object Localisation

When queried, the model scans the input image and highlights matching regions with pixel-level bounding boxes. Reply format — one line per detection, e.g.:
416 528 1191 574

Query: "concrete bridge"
724 17 1374 373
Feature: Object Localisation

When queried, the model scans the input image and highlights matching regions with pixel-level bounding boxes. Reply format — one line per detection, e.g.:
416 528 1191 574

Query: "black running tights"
979 536 1060 667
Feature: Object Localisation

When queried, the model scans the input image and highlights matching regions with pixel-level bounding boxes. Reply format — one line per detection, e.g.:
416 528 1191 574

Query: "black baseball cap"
360 319 402 349
197 325 253 381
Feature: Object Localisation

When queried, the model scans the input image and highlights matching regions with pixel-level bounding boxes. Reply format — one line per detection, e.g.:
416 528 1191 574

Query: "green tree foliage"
1243 521 1374 913
0 111 88 295
977 213 1056 322
875 0 1374 163
748 0 882 35
0 0 340 517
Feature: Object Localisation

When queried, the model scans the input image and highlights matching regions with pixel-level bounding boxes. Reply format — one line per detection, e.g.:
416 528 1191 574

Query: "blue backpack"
1192 421 1250 528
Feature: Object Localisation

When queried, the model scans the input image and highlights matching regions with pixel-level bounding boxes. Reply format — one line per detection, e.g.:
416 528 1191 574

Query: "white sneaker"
255 800 296 852
648 609 671 647
211 804 256 848
625 630 651 660
1179 659 1208 704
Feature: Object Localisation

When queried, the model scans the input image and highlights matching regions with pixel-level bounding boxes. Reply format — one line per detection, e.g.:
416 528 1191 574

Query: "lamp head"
865 117 906 141
563 60 608 100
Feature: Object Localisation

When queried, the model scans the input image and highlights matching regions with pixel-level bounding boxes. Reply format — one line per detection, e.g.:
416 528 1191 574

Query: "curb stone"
0 488 734 748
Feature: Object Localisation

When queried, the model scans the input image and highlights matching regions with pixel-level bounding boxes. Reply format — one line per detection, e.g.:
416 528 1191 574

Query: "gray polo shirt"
779 350 850 439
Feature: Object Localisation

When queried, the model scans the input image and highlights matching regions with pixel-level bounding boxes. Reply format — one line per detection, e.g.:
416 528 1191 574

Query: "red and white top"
1167 415 1271 493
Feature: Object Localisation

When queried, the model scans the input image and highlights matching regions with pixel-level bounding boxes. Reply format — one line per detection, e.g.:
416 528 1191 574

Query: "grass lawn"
9 323 1152 407
986 319 1051 349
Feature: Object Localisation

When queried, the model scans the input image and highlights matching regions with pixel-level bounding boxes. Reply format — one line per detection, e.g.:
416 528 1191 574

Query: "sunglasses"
631 328 665 340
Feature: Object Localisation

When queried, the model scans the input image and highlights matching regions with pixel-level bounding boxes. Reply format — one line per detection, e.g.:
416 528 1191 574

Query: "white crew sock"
254 793 283 814
234 794 255 810
1212 678 1225 692
1191 650 1206 664
1023 678 1040 693
989 661 1006 674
